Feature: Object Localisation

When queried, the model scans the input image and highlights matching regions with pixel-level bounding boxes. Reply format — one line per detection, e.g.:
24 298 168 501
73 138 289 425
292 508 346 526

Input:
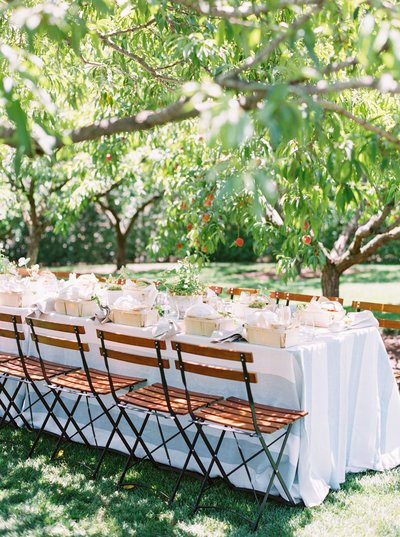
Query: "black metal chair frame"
26 318 136 469
0 313 73 433
96 330 215 501
172 341 306 531
0 315 33 430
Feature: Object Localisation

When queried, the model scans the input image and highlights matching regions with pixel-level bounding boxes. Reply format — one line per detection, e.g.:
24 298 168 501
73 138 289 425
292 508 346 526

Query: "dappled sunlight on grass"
0 426 399 536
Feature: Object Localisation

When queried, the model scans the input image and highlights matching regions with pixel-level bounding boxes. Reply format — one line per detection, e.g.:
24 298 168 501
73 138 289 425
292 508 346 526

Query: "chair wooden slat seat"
0 355 77 381
195 396 307 434
51 368 144 395
119 382 221 415
0 352 19 363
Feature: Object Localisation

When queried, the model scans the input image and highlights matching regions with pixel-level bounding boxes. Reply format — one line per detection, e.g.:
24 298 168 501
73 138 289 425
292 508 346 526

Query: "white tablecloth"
1 307 400 507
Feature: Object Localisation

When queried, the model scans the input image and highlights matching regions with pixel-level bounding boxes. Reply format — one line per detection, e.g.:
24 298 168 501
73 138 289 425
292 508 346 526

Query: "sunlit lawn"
48 262 400 307
0 425 399 537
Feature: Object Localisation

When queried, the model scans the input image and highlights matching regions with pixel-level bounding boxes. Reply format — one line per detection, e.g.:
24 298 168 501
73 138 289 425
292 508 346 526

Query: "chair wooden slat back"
226 287 258 300
50 271 82 279
171 341 256 383
351 300 400 329
97 330 169 369
270 291 344 305
0 312 25 341
209 286 223 295
26 316 88 352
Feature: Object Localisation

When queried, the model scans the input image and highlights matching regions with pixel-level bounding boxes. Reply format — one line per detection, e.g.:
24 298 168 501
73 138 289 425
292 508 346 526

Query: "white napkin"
328 310 379 332
91 305 112 324
211 326 246 343
113 295 143 310
247 310 278 328
0 278 27 293
33 297 55 315
185 302 220 319
152 319 180 339
347 311 379 329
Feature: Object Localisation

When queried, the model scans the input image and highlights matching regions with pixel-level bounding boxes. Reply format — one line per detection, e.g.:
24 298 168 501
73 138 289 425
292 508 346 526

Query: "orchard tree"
2 0 400 293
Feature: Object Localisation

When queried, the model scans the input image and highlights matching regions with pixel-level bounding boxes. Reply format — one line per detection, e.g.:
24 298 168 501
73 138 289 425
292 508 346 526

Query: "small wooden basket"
0 290 35 308
54 298 98 317
184 316 236 337
110 308 159 327
299 309 345 328
246 324 300 348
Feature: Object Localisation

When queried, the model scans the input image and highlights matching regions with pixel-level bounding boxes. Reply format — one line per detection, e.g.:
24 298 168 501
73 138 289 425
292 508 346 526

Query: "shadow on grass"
0 426 398 537
0 426 309 537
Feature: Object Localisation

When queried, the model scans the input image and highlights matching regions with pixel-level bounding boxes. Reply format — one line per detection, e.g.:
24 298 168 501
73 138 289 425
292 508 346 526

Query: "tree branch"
0 96 202 153
96 197 120 227
126 192 163 236
264 201 284 227
330 203 364 258
337 201 395 267
314 99 400 150
289 56 358 84
219 75 400 96
338 225 400 272
79 52 138 84
98 33 180 87
218 3 322 81
105 19 156 37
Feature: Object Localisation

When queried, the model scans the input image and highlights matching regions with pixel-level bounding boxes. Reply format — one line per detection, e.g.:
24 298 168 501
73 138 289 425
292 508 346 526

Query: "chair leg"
91 411 123 479
192 428 226 515
168 427 201 504
0 379 32 430
27 394 59 458
50 395 83 460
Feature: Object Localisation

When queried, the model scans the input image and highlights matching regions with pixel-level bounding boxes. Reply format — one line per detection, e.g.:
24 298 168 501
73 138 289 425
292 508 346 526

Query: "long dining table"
1 305 400 508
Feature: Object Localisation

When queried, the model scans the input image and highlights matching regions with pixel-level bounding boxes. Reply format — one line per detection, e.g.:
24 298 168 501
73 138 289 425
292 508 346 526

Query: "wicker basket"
0 290 35 308
246 325 301 348
110 308 159 327
54 298 98 317
184 316 236 337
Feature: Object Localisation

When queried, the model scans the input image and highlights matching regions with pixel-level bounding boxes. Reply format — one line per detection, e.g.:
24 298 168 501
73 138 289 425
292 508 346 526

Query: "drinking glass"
300 317 315 342
277 305 291 325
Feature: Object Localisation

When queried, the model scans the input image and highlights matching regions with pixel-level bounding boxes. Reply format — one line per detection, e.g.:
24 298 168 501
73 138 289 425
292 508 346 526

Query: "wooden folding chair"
270 291 343 306
26 316 143 469
352 300 400 381
171 340 307 530
96 329 222 499
0 313 76 433
226 287 258 300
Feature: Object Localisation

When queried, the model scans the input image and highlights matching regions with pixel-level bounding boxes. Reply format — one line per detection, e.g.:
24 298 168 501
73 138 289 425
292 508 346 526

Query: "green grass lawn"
1 425 399 537
47 262 400 307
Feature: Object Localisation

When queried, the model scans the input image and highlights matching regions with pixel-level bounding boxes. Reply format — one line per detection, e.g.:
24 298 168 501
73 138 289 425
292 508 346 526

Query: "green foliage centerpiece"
158 258 205 319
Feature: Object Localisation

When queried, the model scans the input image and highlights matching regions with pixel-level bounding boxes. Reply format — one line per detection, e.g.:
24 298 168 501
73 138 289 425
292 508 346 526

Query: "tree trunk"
115 230 127 270
321 261 341 298
26 226 42 265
